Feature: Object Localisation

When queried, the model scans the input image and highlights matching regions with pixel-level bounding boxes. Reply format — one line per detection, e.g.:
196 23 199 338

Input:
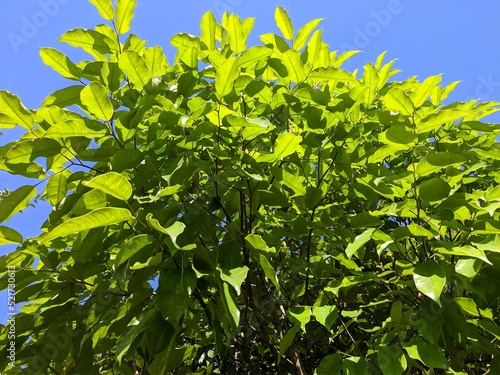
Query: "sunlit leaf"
45 119 110 138
0 185 36 223
0 226 23 246
275 7 294 40
416 152 469 177
383 87 414 116
215 56 240 98
44 207 132 241
293 18 323 50
119 50 152 90
281 49 305 82
0 91 34 130
404 342 449 369
413 261 446 306
80 82 114 120
417 109 470 134
115 0 136 34
46 173 68 206
345 228 375 259
88 0 115 20
39 48 81 80
273 133 302 160
219 266 249 295
200 11 217 50
42 85 84 108
58 28 117 56
83 172 132 201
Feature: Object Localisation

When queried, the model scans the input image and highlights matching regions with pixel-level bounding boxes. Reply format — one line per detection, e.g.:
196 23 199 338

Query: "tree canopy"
1 1 500 374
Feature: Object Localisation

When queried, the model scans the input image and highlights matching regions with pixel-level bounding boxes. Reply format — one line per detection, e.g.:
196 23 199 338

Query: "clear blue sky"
1 0 499 321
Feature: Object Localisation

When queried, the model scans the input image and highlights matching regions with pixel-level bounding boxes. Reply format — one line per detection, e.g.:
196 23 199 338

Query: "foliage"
1 1 500 374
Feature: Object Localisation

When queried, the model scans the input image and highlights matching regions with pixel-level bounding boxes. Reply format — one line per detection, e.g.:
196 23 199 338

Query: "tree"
1 1 500 374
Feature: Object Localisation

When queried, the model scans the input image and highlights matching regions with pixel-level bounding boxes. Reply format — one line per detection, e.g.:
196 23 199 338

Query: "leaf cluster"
1 2 500 374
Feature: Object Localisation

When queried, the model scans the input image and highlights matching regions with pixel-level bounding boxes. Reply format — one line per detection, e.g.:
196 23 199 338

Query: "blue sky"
1 0 499 321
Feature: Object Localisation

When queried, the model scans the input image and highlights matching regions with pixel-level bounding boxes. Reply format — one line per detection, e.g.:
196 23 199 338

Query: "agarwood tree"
1 1 500 374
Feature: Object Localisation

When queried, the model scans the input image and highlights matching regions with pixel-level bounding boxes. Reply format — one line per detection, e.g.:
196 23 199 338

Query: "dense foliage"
1 0 500 374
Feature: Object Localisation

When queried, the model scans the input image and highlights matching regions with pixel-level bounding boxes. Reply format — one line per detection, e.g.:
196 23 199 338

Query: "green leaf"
4 139 61 164
345 228 375 259
239 46 272 68
39 47 81 80
42 85 84 108
88 0 115 20
0 91 34 130
200 11 217 50
72 189 108 216
293 18 324 50
392 224 435 239
223 14 245 53
221 281 240 331
0 226 23 246
453 297 489 318
417 109 470 134
45 119 110 138
380 126 416 147
404 342 449 369
114 234 151 268
309 67 355 82
216 56 240 98
219 266 249 295
315 353 342 375
281 49 305 82
378 346 407 375
312 306 338 330
416 152 469 177
44 207 132 241
116 308 155 364
80 82 114 121
130 252 162 270
275 7 294 40
413 261 446 306
156 268 197 327
0 185 36 223
412 75 442 107
225 114 270 131
118 50 152 90
287 307 311 331
82 172 132 201
58 28 117 56
110 148 143 172
274 133 302 160
101 62 122 92
383 87 414 116
436 246 491 265
144 46 169 77
279 325 300 358
146 214 186 250
418 178 450 202
170 32 200 51
46 173 68 206
115 0 136 34
306 29 323 68
0 113 16 129
245 234 267 251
